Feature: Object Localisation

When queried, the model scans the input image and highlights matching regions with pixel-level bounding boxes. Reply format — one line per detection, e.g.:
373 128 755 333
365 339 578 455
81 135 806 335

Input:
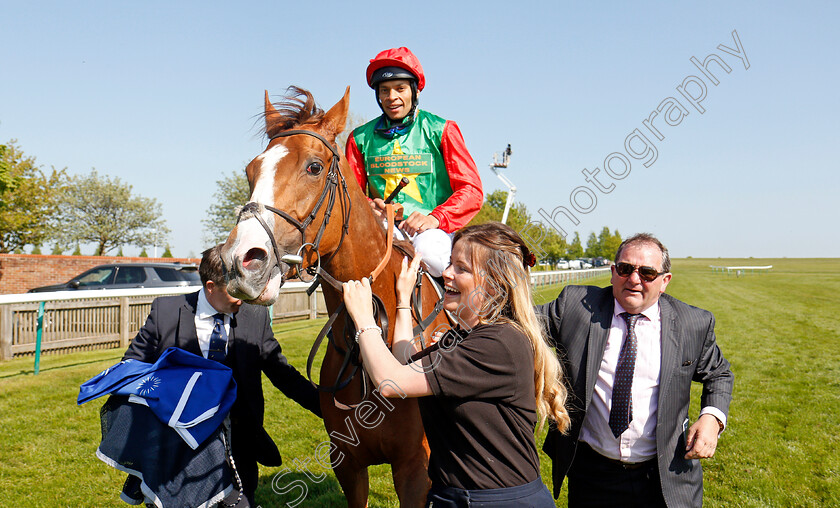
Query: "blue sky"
2 1 837 258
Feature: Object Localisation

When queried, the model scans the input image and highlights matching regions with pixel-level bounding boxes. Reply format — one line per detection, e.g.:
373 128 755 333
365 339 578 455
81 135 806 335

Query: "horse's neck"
321 193 392 284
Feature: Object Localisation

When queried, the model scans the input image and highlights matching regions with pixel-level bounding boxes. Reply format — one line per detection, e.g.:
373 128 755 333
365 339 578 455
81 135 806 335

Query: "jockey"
346 46 484 277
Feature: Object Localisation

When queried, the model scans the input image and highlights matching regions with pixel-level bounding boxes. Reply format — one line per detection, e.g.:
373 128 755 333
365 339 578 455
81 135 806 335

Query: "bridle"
234 129 351 294
232 128 384 403
232 127 447 405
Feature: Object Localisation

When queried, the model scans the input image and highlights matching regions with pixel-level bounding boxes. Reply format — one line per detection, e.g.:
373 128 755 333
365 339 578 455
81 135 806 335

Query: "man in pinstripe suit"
538 233 733 507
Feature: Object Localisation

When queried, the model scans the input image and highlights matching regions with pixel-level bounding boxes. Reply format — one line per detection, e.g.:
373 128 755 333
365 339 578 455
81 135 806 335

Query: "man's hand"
399 212 439 237
369 198 387 221
684 414 721 459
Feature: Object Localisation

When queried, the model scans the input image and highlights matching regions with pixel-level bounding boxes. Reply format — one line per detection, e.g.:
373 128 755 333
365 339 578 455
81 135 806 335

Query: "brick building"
0 254 201 295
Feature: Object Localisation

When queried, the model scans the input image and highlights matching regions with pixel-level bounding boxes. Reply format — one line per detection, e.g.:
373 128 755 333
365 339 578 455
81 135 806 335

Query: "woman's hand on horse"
399 212 439 237
396 255 423 304
342 278 377 328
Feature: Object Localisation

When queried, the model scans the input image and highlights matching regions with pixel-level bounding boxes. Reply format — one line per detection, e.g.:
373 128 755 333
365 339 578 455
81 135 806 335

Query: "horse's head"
221 86 350 305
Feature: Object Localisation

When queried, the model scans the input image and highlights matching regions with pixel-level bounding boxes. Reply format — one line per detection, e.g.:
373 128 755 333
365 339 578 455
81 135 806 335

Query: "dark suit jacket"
123 291 320 467
537 285 733 507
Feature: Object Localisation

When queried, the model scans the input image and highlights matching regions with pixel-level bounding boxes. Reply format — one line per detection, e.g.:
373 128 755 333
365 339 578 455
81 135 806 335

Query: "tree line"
466 190 621 265
0 140 169 255
3 137 620 262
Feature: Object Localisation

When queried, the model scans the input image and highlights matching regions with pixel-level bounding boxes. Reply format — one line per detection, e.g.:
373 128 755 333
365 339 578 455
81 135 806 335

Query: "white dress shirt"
194 288 231 359
580 299 727 463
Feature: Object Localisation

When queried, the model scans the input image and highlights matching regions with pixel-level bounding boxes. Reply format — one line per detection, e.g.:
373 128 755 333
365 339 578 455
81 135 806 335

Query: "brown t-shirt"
415 322 540 490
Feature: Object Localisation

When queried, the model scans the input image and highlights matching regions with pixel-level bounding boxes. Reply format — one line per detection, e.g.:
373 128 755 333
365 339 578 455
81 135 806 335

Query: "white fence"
530 267 610 287
0 283 326 361
0 269 608 361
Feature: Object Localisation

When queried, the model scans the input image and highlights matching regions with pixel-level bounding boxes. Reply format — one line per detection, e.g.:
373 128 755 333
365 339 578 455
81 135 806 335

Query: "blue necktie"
207 313 227 362
609 312 641 438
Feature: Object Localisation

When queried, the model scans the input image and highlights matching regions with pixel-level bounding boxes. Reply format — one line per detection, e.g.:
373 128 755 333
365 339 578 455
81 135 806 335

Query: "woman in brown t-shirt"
343 221 571 507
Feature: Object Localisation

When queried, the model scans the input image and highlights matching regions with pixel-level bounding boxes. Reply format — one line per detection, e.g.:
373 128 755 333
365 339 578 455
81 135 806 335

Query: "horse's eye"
306 162 323 175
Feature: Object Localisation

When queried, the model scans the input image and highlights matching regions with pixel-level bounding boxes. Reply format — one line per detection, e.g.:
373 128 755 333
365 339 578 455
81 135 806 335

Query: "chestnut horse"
221 87 447 507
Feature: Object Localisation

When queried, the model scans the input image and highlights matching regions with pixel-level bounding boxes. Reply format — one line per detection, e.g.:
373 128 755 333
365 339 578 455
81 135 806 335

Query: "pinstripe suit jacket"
537 285 733 507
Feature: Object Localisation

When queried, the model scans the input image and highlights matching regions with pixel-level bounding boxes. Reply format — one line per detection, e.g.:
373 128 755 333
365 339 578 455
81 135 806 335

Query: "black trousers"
567 442 667 508
232 451 258 507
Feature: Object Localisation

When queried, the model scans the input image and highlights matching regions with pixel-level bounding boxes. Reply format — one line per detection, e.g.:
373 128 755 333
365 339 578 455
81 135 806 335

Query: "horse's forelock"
264 86 325 138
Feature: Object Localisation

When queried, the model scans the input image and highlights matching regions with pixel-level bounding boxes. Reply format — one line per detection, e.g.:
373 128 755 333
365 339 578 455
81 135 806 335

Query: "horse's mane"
265 86 325 137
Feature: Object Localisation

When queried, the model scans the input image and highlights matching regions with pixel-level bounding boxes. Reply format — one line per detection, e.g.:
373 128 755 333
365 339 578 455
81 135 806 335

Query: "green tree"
0 141 65 253
0 144 11 193
72 244 82 256
584 231 599 257
139 248 148 257
541 226 569 266
31 244 42 254
51 244 63 255
116 246 124 257
582 227 623 258
467 189 530 232
202 170 251 245
601 228 622 259
53 169 170 255
162 246 173 258
567 232 584 259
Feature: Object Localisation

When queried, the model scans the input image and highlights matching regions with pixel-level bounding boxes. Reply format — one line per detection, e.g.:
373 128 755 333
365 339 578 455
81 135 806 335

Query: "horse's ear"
265 90 282 135
319 86 350 142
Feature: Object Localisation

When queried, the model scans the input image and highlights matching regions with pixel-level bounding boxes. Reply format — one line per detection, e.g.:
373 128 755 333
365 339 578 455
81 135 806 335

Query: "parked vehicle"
28 263 201 293
555 260 571 270
594 257 611 267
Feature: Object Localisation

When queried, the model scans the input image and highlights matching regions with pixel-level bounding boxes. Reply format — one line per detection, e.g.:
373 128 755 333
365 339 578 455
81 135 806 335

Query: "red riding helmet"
366 47 426 91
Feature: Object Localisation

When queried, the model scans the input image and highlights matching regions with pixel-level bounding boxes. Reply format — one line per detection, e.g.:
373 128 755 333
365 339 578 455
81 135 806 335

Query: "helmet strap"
407 81 419 118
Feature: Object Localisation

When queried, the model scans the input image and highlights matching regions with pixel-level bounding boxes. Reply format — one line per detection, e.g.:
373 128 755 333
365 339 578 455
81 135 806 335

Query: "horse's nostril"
242 248 267 270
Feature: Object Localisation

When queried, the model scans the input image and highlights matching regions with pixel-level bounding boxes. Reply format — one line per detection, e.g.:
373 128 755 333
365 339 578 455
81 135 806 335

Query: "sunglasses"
614 262 667 282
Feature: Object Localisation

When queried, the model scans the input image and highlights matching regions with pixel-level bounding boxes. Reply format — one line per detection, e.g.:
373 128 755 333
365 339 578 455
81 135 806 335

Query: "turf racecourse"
0 258 837 507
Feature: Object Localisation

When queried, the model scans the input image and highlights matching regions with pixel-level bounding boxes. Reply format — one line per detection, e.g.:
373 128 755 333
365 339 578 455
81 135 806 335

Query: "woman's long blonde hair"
453 222 570 433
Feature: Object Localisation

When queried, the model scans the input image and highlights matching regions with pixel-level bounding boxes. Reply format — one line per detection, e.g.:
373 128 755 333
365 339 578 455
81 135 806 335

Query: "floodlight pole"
490 144 516 225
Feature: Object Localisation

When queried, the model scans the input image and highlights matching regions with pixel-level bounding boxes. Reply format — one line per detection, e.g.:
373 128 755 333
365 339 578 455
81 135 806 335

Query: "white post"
490 144 516 225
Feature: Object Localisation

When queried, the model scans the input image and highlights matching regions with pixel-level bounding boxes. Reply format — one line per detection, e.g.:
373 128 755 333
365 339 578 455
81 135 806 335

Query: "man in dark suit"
538 233 733 507
123 244 321 505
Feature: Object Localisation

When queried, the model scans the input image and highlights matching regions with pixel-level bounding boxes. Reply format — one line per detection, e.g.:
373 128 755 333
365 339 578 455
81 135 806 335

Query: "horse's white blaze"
229 144 288 264
251 144 288 205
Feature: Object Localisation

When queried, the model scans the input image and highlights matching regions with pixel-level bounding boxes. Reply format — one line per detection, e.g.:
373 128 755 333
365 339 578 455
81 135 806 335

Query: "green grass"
1 260 837 506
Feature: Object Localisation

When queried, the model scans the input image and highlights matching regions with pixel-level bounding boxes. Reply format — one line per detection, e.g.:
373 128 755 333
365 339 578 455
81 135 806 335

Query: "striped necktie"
609 312 641 438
